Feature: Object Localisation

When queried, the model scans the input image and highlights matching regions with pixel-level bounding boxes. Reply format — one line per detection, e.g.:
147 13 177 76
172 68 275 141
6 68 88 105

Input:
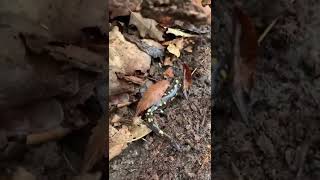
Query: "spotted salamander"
142 78 182 151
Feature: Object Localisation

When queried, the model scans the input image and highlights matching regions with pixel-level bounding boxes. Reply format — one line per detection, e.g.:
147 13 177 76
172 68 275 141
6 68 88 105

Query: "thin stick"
258 16 279 45
258 0 296 44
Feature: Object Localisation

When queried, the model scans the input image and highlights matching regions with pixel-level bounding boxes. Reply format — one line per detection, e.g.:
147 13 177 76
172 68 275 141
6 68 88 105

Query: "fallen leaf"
109 117 151 160
163 67 175 78
167 44 181 57
124 34 165 58
184 46 193 53
166 28 196 37
165 38 185 57
129 12 164 41
109 125 131 160
230 6 258 124
183 63 192 99
163 57 173 66
135 80 170 116
81 118 107 172
109 26 151 96
127 117 151 142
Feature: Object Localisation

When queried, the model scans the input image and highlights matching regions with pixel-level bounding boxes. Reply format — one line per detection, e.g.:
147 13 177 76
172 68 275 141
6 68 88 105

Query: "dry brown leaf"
163 67 175 78
109 143 127 160
167 44 181 57
129 12 164 41
230 6 258 124
109 125 131 160
109 26 151 96
135 80 170 116
127 117 151 142
183 63 192 99
81 118 106 172
163 56 173 66
109 117 151 160
165 38 184 57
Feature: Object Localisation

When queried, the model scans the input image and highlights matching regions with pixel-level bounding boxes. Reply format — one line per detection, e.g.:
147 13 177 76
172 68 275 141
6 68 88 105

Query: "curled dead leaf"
129 12 164 41
167 44 181 57
165 38 185 57
109 117 151 160
135 80 170 116
109 125 131 160
109 26 151 96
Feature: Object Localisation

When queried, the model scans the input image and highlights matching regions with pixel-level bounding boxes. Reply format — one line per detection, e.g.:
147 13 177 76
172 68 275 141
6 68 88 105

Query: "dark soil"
214 0 320 179
109 29 212 179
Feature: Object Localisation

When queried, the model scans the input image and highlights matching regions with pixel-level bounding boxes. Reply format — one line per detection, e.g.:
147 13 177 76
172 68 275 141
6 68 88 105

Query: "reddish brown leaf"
233 6 258 91
183 63 192 99
230 6 258 123
135 80 170 116
163 67 175 78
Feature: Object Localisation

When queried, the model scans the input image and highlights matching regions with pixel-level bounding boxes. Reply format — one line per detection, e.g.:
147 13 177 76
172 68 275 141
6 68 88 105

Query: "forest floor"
214 0 320 179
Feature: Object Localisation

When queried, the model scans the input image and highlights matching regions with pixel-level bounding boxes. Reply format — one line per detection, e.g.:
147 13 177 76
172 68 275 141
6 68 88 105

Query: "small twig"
62 151 77 174
191 68 197 76
258 17 279 44
258 0 296 44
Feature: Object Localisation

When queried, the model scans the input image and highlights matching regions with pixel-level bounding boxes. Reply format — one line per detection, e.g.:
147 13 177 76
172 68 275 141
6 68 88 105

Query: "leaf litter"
109 1 211 178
